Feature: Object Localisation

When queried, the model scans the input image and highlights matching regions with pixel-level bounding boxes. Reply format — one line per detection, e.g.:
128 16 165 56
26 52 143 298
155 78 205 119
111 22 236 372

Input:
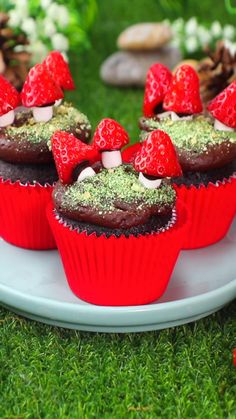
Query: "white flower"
197 26 211 46
29 40 48 64
185 17 198 36
8 10 21 27
41 0 52 9
48 3 61 21
185 36 198 53
21 17 37 38
51 33 69 51
43 18 57 37
224 40 236 56
171 18 184 34
223 24 235 41
211 21 222 38
56 5 70 28
13 0 28 19
170 37 181 48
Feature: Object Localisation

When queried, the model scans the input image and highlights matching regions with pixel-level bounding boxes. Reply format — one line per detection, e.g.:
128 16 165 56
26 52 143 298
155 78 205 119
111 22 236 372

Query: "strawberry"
93 118 129 151
122 143 142 164
207 81 236 128
233 348 236 367
143 63 172 117
51 131 98 185
21 63 64 108
134 129 182 177
43 51 75 91
0 75 20 116
163 65 202 115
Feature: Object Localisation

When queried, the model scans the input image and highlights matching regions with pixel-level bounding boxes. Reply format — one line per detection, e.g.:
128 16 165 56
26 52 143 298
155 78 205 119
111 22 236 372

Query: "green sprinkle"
59 166 175 214
5 102 91 144
141 116 236 152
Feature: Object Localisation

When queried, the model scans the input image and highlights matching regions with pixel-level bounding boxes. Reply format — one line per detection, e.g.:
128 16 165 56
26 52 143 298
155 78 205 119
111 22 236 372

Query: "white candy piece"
171 112 193 121
101 150 122 169
139 172 162 189
214 118 234 132
0 110 15 127
33 106 53 122
54 99 63 107
157 111 172 120
77 166 96 182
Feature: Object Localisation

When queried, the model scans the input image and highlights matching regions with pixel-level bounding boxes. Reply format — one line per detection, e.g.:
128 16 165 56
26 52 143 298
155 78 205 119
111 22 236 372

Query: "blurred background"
0 0 235 140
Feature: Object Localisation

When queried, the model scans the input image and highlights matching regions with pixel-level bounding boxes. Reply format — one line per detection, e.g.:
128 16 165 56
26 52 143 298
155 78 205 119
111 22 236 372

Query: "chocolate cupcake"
0 61 91 250
135 66 236 249
47 124 187 306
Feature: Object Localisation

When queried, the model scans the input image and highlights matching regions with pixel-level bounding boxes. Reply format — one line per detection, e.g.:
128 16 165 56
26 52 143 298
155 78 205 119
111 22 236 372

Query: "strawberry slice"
163 65 202 115
43 51 75 91
207 81 236 128
0 75 20 116
51 131 98 185
21 63 64 108
93 118 129 151
143 63 172 117
122 143 142 164
134 129 182 177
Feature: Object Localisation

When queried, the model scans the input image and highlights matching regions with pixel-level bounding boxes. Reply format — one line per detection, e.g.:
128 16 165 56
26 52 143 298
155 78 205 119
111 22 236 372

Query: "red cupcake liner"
47 203 187 306
0 178 56 250
174 175 236 250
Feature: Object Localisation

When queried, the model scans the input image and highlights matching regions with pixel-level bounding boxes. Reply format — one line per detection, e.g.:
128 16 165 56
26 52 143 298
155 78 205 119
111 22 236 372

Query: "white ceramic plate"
0 220 236 333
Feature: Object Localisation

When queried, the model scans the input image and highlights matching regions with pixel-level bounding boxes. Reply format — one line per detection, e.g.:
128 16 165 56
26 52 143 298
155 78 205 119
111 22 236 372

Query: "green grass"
1 1 236 417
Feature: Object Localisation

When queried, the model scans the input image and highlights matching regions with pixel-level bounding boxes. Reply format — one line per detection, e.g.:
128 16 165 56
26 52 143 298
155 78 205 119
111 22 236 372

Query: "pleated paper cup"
174 175 236 249
47 203 187 306
0 178 56 250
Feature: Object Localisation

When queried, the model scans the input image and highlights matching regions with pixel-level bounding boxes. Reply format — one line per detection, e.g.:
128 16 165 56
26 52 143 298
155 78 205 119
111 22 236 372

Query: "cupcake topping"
53 165 176 230
43 51 75 91
0 103 91 164
0 75 20 127
207 80 236 131
134 130 182 188
21 63 64 123
163 65 203 118
143 63 172 118
93 118 129 169
51 130 98 185
139 115 236 172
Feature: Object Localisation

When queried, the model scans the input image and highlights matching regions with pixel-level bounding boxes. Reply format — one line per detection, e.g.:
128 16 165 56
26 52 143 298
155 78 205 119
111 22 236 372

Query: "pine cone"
0 12 31 90
198 41 236 105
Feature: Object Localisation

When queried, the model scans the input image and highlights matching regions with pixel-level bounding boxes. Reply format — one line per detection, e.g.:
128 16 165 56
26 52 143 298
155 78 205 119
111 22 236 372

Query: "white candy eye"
33 106 53 123
214 118 234 132
0 110 15 127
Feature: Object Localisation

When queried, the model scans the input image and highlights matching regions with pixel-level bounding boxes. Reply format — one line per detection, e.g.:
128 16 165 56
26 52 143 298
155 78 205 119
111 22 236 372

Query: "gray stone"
117 23 172 51
100 47 182 87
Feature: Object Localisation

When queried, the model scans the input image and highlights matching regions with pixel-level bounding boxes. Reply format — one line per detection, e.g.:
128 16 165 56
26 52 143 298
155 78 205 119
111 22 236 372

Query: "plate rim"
1 275 235 327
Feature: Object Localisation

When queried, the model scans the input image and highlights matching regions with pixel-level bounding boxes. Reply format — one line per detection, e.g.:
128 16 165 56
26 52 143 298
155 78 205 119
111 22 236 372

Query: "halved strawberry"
134 130 182 177
207 81 236 128
143 63 172 117
51 131 98 185
21 63 64 107
122 143 142 164
0 75 20 116
93 118 129 151
43 51 75 91
163 65 202 115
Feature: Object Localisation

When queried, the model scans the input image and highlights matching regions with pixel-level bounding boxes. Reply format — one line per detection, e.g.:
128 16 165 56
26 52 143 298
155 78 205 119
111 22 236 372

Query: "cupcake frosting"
139 115 236 172
53 165 176 229
0 102 91 164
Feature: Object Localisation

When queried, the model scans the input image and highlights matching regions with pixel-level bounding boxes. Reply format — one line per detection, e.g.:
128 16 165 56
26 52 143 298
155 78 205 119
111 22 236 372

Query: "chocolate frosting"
53 181 173 229
139 116 236 172
0 105 91 165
